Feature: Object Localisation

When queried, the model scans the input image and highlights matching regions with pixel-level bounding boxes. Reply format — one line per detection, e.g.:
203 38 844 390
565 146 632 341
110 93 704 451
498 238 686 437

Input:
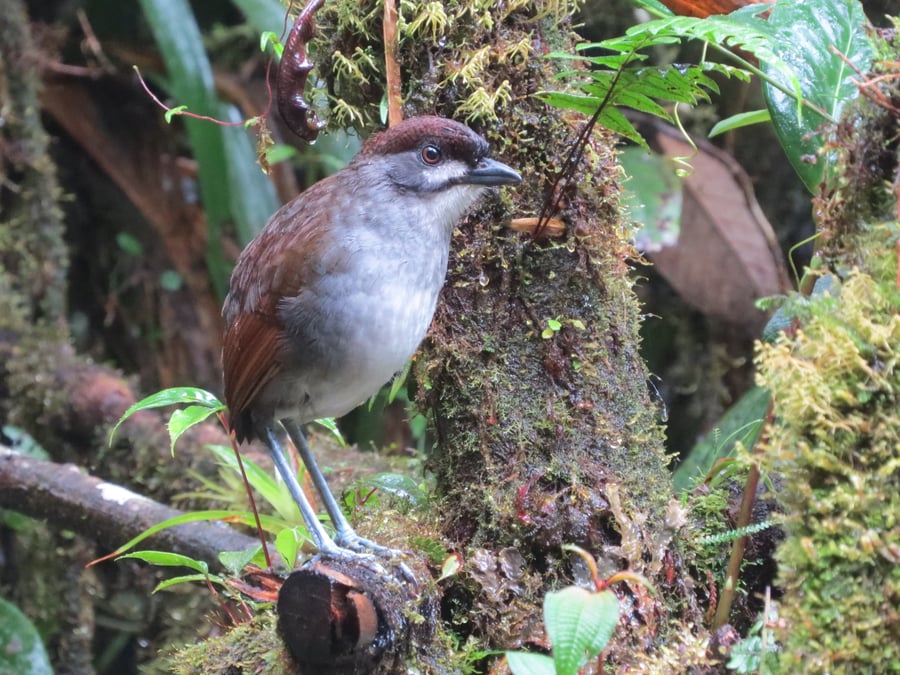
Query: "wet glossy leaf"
762 0 873 192
167 405 218 455
109 387 223 445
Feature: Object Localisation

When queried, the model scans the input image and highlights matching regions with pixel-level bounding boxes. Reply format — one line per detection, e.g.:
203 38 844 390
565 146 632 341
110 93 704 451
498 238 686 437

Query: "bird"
222 115 521 568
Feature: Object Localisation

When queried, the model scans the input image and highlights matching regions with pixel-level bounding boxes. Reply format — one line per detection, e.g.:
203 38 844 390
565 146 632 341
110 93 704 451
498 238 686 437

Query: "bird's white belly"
274 250 445 423
307 283 436 418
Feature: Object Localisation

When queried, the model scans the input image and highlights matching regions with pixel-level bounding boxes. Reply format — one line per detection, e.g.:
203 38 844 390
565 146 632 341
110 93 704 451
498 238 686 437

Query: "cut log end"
277 558 435 674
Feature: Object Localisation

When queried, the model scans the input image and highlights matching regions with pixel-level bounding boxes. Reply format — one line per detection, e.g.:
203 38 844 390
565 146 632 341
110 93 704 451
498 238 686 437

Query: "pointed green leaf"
314 417 347 447
218 545 262 576
203 444 298 522
709 109 771 138
275 526 307 569
673 386 770 491
106 509 293 560
119 550 209 573
168 405 219 455
154 573 226 593
109 387 223 445
545 587 619 675
761 0 873 192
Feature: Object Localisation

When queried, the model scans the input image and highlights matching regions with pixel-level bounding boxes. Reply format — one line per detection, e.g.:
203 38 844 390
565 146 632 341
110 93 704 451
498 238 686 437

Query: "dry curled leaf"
647 122 791 335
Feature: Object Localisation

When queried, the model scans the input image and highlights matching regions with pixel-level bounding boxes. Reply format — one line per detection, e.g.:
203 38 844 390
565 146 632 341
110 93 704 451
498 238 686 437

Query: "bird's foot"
314 541 388 576
332 532 418 586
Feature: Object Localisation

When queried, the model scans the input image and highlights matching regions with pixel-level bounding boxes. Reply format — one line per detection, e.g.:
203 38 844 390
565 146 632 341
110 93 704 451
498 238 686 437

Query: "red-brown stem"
133 66 246 127
219 411 273 570
712 461 759 629
205 572 243 624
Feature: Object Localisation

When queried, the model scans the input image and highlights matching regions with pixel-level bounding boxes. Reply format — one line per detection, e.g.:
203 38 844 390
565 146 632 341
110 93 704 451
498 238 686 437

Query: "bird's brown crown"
357 116 489 164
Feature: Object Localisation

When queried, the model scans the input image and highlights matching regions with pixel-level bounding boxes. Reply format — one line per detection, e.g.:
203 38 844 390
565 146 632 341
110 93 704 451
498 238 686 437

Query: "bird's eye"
421 144 442 165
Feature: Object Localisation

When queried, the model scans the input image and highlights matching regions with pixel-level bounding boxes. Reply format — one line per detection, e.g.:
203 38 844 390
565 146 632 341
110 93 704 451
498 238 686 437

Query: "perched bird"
222 116 521 565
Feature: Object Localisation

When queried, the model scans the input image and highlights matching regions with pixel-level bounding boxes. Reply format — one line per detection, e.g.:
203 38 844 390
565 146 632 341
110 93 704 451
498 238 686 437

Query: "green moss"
756 257 900 672
0 0 68 320
164 612 294 674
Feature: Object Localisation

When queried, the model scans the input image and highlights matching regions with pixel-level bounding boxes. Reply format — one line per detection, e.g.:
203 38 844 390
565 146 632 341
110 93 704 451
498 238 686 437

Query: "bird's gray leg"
281 418 385 551
261 424 354 561
280 419 417 585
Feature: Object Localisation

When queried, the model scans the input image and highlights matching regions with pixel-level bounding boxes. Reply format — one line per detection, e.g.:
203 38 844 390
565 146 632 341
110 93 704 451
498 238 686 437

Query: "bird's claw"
331 532 419 587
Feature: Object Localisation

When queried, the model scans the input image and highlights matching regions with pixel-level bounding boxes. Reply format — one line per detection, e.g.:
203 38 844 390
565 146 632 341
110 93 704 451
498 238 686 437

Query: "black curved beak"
464 157 522 186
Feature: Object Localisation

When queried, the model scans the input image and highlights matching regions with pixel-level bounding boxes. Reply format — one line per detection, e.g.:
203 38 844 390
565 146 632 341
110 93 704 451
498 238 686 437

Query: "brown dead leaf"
647 123 791 336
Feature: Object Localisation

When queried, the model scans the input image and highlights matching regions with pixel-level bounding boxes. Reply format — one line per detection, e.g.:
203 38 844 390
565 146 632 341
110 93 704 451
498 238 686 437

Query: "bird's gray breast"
276 216 451 421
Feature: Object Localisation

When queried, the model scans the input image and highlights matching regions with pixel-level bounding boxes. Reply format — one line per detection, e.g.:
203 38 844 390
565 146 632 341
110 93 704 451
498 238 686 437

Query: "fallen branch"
0 447 258 572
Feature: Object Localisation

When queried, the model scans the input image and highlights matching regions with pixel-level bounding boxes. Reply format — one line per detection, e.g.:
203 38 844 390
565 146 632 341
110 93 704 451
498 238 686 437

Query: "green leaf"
106 509 292 561
168 405 218 455
219 545 263 576
264 143 298 164
506 652 557 675
159 269 183 291
275 526 306 569
231 0 289 37
673 386 770 491
203 444 299 522
116 232 143 256
0 598 52 675
619 147 683 253
163 105 189 123
708 109 771 138
387 359 413 404
258 31 284 58
595 106 646 148
545 587 619 675
359 473 427 505
154 573 226 593
761 0 873 192
109 387 223 445
314 417 346 447
438 552 462 581
119 550 209 573
410 536 449 564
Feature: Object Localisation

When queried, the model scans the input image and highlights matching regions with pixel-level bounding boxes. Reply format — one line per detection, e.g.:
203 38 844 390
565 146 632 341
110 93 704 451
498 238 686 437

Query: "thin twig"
219 411 273 570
